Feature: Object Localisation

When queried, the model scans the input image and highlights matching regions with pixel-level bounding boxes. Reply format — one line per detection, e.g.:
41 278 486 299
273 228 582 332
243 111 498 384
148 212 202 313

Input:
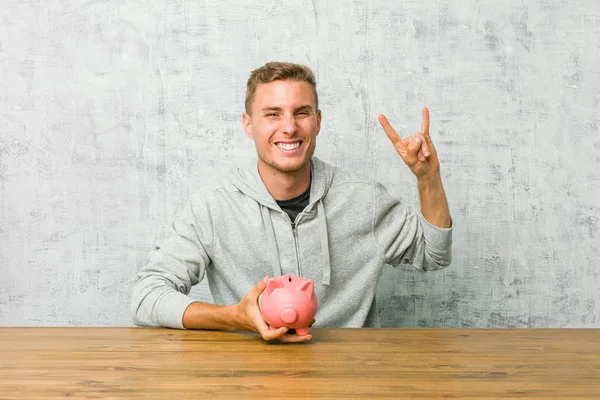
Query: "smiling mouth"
275 141 302 151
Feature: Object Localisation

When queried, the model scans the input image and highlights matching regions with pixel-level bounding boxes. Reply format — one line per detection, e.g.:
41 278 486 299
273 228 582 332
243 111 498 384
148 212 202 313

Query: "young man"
131 62 453 343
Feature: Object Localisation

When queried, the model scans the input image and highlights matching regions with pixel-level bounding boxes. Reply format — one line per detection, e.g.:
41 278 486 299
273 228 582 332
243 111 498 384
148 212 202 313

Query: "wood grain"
1 328 599 399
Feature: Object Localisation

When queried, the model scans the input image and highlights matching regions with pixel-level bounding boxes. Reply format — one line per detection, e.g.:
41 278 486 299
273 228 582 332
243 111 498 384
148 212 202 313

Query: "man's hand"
234 276 313 343
378 107 440 181
378 107 452 229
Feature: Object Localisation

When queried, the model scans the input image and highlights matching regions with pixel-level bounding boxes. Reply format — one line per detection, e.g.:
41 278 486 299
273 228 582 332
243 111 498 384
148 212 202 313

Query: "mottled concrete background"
1 1 599 327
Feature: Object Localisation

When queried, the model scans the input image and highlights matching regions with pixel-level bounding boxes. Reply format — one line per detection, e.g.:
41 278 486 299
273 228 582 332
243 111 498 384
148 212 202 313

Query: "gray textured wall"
1 0 599 328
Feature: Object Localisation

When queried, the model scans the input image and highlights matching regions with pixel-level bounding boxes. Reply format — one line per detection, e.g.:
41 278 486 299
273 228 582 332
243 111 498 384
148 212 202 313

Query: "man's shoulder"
322 159 377 189
186 171 241 203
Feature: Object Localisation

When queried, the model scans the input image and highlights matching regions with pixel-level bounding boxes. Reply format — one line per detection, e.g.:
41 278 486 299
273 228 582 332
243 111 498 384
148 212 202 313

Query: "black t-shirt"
276 184 310 225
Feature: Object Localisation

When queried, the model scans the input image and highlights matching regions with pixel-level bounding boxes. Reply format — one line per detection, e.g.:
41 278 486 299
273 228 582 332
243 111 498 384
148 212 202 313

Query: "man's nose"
281 115 298 134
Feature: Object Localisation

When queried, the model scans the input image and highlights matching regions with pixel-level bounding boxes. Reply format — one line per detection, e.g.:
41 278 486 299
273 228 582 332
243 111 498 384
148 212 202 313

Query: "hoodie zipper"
291 219 302 277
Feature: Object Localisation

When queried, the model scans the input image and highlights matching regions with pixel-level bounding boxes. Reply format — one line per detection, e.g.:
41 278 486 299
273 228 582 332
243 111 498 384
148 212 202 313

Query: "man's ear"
316 109 322 136
242 113 253 139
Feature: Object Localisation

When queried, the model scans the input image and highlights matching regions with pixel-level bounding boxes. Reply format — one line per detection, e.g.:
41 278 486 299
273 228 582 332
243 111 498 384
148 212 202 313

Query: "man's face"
243 80 321 174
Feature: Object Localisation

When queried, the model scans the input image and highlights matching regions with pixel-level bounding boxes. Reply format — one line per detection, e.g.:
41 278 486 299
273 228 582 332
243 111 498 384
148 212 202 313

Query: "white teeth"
277 142 300 151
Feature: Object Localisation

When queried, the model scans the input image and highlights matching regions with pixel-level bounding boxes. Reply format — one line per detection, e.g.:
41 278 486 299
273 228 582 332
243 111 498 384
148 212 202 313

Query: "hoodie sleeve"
372 181 452 271
130 192 213 329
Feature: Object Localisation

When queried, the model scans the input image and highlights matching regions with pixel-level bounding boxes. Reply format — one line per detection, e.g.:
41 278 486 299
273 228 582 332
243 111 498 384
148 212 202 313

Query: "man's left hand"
378 107 440 181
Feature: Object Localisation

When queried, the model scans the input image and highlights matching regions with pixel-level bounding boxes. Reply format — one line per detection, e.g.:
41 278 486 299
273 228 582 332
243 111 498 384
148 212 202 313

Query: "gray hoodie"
131 156 452 329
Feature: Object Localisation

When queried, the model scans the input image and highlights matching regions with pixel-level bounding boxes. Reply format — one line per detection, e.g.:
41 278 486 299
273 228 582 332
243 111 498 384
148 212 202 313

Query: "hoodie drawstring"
260 202 331 286
260 205 282 278
317 200 331 285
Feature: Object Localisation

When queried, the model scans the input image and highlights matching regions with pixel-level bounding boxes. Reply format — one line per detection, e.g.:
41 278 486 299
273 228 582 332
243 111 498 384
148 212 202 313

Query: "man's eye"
266 113 278 117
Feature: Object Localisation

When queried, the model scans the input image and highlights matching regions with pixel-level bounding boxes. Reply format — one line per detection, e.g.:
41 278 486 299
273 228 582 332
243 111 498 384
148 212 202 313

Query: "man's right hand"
233 276 313 343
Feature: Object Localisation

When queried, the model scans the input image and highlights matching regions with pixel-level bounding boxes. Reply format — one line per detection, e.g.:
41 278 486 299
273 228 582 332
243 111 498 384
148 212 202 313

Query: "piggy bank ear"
266 278 284 295
298 280 314 294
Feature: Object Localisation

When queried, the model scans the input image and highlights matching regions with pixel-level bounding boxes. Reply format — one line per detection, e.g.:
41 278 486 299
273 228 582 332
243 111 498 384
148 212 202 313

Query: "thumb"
250 276 269 297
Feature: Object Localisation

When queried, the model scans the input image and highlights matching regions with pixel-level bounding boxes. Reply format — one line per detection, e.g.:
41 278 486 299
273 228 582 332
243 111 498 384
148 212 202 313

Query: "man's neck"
257 160 311 201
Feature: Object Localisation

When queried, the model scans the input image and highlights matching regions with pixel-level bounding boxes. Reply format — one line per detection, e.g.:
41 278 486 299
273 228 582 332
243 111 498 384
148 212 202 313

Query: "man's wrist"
416 171 452 229
228 303 245 331
417 171 443 190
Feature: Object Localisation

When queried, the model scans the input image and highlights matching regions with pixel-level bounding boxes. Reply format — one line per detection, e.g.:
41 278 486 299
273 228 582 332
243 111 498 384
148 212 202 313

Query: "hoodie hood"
226 156 333 285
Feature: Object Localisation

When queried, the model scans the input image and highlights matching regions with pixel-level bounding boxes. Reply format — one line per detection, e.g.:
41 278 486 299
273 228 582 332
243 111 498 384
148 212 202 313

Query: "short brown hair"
245 62 318 113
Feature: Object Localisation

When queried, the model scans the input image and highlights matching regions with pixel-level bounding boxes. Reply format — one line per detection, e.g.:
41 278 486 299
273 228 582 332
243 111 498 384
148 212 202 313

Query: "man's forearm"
417 172 452 228
182 301 241 330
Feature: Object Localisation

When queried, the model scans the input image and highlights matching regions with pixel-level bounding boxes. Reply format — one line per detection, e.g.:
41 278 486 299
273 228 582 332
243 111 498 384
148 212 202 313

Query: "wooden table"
1 328 599 399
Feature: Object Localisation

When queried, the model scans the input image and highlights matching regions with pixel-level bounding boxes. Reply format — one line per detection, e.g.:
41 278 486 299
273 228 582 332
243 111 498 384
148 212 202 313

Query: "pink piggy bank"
259 275 318 336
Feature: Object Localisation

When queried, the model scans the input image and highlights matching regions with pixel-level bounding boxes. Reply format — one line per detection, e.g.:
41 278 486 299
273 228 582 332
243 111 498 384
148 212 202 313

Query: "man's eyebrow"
261 105 313 112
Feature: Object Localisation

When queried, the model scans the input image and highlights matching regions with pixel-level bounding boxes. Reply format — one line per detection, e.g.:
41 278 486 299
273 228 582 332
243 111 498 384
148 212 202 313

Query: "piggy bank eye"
288 277 292 282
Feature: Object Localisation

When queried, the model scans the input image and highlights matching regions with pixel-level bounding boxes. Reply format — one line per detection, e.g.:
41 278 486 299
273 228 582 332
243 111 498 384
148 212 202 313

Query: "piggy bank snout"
280 308 298 324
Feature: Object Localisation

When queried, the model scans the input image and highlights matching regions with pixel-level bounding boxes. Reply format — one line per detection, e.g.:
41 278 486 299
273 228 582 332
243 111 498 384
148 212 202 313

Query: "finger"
260 326 289 341
405 135 422 165
378 114 403 146
415 133 430 160
421 107 430 137
278 333 313 343
423 133 437 159
250 276 269 299
251 309 275 338
250 277 278 339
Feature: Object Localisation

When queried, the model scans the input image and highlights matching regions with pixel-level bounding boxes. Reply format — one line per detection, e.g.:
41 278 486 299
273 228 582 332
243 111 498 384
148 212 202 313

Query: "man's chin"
263 157 310 174
275 162 309 174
